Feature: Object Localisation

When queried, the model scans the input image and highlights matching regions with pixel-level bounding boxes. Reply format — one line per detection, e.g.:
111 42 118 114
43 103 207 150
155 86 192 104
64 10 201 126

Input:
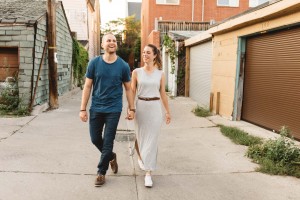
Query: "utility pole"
47 0 59 109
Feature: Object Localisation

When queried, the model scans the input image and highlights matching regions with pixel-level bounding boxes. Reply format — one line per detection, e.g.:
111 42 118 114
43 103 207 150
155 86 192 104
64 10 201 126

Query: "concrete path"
0 89 299 200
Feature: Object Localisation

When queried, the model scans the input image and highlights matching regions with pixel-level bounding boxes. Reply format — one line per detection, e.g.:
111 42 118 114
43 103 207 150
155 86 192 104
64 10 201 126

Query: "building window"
217 0 239 7
156 0 179 5
249 0 268 7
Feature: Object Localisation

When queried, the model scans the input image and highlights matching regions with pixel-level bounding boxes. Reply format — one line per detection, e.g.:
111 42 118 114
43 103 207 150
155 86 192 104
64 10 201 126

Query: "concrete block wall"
33 16 48 106
0 24 35 105
0 4 73 108
32 6 72 106
56 6 72 97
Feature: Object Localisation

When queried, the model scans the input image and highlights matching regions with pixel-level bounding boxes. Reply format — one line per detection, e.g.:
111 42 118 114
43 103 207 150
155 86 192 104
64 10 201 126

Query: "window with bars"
217 0 239 7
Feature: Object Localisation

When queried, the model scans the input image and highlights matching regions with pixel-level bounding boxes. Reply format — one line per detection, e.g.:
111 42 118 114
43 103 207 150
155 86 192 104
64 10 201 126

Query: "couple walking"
79 33 171 188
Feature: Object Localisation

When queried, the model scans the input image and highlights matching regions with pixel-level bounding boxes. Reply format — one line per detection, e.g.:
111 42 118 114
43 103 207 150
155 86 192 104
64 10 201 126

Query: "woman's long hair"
147 44 162 70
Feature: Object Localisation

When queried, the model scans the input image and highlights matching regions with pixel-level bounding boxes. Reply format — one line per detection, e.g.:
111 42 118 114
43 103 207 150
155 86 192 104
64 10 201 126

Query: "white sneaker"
138 159 145 170
144 175 153 187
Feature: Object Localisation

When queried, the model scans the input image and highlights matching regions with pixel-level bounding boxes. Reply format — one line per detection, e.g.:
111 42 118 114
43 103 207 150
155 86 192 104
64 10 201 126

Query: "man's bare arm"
79 78 93 122
124 81 135 119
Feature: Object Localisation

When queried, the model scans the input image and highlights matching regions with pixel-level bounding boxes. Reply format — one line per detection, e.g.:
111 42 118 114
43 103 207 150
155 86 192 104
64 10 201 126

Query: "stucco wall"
211 10 300 119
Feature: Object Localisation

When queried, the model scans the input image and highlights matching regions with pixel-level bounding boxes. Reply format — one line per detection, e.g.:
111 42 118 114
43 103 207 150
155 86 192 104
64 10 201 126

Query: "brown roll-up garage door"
0 48 19 82
242 26 300 139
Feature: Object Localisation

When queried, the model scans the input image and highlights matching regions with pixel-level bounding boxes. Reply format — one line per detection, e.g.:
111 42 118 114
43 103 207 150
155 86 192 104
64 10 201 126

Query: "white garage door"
190 41 212 108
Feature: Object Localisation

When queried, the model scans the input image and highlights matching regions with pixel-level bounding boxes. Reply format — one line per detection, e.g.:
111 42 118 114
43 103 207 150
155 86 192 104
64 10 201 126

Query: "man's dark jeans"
89 111 121 175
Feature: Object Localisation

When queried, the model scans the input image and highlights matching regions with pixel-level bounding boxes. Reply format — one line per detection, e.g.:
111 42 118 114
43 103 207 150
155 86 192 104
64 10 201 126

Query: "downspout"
202 0 205 22
192 0 194 22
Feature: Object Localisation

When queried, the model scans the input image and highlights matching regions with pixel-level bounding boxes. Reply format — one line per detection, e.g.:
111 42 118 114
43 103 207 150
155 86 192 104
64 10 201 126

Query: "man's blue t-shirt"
86 56 131 113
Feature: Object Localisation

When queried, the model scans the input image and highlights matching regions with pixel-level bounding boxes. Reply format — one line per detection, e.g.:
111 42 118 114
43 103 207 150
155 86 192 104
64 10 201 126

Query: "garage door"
242 26 300 139
190 41 212 108
0 48 19 81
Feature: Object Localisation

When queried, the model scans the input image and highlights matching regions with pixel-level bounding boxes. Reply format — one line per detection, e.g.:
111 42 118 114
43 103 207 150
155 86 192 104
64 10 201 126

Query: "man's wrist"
129 108 136 112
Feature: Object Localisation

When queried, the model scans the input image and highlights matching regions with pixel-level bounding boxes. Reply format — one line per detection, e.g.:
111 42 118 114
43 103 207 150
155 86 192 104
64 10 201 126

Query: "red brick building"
141 0 264 54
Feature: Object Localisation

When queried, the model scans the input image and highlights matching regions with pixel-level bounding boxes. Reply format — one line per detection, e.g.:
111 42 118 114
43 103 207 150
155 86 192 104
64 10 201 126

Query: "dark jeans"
89 111 121 175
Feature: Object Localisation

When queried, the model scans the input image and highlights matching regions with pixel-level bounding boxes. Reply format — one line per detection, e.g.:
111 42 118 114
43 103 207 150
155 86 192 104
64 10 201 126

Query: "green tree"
101 15 141 69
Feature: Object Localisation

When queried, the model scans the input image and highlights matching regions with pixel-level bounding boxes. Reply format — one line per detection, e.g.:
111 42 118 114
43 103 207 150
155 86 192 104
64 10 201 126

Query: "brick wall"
203 0 250 22
147 30 160 48
141 0 251 62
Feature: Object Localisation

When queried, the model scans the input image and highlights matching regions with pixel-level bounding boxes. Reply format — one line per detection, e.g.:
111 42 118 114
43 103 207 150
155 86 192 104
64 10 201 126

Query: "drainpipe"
202 0 205 22
192 0 194 21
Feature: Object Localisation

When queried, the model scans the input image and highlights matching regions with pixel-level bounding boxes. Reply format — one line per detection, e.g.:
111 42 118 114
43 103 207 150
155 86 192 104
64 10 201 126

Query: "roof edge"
208 0 300 35
185 32 212 47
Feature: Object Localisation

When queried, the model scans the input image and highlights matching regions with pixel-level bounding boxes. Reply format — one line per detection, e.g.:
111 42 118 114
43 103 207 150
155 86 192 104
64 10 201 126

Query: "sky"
100 0 142 28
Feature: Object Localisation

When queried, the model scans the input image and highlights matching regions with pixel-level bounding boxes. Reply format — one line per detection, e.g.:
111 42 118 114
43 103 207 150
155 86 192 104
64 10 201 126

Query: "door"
189 41 212 108
242 26 300 139
0 48 19 81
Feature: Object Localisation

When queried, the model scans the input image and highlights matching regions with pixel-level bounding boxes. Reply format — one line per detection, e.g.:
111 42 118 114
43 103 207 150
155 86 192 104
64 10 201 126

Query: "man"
79 33 135 187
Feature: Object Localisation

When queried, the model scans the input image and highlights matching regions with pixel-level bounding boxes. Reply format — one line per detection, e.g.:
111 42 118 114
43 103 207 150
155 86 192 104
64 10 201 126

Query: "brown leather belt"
138 96 160 101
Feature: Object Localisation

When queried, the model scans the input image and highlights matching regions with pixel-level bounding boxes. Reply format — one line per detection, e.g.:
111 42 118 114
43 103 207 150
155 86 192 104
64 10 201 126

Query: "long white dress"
135 68 163 171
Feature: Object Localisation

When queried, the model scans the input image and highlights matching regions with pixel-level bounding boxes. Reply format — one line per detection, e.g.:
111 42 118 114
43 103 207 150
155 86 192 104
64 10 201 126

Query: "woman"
131 44 171 188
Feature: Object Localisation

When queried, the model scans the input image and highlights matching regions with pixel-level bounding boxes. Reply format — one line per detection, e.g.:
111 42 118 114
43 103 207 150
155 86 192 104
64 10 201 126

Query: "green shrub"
247 126 300 178
72 39 88 88
0 85 29 116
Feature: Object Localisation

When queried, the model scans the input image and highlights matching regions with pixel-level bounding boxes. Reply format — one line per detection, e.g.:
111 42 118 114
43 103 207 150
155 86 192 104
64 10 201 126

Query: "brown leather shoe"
110 152 118 174
95 174 105 187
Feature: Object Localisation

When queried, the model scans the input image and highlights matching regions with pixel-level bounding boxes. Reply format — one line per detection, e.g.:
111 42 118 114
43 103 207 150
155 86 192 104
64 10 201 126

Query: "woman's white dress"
135 68 163 171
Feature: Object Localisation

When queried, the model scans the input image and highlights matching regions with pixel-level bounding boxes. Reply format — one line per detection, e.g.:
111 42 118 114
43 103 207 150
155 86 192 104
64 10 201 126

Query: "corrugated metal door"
0 48 19 81
190 41 212 107
242 26 300 139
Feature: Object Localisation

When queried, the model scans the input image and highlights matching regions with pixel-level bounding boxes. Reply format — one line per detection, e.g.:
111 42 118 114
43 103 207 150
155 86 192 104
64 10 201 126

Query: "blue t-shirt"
86 56 131 113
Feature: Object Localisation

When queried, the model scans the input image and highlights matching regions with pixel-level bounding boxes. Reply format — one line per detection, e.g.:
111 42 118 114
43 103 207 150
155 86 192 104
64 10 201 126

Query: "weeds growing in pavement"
247 126 300 178
219 125 300 178
192 106 211 117
219 125 263 146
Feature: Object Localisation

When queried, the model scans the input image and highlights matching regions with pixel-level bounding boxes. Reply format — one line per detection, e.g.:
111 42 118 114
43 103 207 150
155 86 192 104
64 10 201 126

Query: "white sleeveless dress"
135 67 163 171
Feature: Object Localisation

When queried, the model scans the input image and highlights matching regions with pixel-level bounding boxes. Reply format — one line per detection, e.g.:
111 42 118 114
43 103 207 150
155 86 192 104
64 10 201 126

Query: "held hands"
126 108 135 120
165 113 171 124
79 110 88 122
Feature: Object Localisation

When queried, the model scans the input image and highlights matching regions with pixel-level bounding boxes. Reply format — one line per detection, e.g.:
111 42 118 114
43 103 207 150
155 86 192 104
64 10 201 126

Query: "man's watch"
129 108 136 112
